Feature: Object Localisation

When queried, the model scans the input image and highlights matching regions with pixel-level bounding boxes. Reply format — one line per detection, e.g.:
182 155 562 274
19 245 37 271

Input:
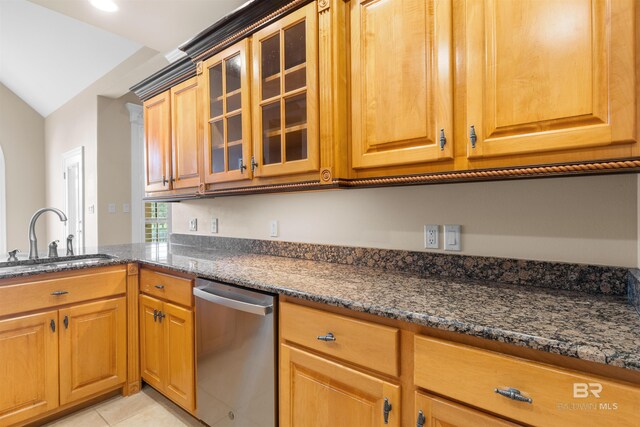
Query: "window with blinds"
144 202 170 243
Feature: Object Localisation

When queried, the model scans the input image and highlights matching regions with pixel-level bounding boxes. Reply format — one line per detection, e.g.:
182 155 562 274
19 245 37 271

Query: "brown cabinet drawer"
280 302 399 377
414 335 640 427
0 267 127 318
140 268 193 307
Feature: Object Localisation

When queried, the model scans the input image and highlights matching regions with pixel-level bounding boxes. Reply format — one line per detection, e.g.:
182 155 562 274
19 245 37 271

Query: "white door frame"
0 144 6 255
63 147 85 252
127 102 144 243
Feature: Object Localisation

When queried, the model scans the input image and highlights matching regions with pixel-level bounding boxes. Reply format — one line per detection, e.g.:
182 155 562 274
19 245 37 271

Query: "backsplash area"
171 234 629 296
170 175 638 268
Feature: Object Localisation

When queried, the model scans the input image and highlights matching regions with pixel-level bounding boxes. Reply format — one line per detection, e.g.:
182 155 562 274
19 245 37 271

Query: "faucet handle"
48 240 60 258
8 249 19 262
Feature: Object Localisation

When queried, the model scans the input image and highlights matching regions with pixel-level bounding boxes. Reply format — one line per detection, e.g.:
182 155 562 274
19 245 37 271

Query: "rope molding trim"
340 160 640 187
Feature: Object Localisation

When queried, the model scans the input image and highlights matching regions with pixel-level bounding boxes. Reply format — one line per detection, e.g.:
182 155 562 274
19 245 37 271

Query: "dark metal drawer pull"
154 285 165 289
317 332 336 342
51 290 68 296
494 387 532 404
50 319 55 332
153 309 158 322
63 315 69 329
416 409 426 427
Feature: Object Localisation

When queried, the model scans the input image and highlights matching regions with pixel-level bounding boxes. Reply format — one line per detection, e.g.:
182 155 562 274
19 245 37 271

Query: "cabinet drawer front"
280 302 399 377
0 267 127 318
140 269 193 307
414 335 640 426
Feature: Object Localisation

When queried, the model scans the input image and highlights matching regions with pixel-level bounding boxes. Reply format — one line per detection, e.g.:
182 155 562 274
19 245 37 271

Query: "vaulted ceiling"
0 0 246 117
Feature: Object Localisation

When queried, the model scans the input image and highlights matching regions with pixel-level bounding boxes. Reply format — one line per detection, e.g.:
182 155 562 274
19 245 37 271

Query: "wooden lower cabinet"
139 294 195 413
279 344 401 427
58 297 127 405
415 392 519 427
0 311 59 426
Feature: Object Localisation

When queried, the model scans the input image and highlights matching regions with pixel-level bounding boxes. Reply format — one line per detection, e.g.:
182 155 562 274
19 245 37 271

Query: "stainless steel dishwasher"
193 278 276 427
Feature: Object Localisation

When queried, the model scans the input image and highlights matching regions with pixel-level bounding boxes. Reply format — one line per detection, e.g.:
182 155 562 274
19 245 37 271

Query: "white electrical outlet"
211 218 218 234
270 220 279 237
108 203 116 214
122 203 130 213
189 218 198 232
424 225 439 249
444 224 461 251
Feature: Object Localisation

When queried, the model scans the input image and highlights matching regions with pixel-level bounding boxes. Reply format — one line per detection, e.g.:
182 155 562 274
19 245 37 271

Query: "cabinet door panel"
139 294 164 391
171 77 201 189
280 344 400 427
0 311 58 426
144 91 171 191
202 39 253 184
351 0 453 169
415 392 520 427
163 302 195 413
252 2 319 178
59 297 127 405
465 0 636 159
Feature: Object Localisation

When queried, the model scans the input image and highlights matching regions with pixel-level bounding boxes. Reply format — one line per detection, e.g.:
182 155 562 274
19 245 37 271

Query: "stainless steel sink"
0 254 117 275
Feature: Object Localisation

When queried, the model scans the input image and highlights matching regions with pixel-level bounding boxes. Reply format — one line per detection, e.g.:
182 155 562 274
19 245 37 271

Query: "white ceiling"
0 0 246 117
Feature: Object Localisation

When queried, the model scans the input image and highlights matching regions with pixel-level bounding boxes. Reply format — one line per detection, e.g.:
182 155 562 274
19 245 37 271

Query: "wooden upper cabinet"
144 91 172 192
350 0 453 169
202 39 253 184
58 297 127 405
0 311 59 426
465 0 637 160
252 2 319 178
171 77 202 189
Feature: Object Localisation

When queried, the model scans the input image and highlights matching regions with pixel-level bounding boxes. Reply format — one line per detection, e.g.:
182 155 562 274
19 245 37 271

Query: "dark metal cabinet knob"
383 398 392 424
439 128 446 151
154 285 165 290
50 319 56 333
158 311 166 323
63 315 69 329
238 158 247 172
416 409 426 427
153 309 159 322
250 156 259 173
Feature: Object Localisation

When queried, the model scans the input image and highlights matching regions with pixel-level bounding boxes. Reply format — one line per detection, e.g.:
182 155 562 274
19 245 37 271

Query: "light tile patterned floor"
44 386 205 427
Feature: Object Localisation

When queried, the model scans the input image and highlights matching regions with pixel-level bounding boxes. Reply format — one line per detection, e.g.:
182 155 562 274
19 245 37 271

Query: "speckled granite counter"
1 242 639 372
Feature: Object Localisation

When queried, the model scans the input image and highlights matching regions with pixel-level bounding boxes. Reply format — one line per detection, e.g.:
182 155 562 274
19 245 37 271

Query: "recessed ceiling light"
89 0 118 12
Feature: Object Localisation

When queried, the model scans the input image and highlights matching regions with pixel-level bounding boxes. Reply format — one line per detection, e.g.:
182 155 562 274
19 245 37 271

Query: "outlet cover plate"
211 218 218 234
424 225 439 249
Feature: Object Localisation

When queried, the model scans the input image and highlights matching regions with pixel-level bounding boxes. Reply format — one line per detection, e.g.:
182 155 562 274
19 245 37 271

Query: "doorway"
63 147 84 253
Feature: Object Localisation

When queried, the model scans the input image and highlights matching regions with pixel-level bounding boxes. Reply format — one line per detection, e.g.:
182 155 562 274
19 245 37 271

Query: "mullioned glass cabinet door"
251 2 319 178
202 38 252 184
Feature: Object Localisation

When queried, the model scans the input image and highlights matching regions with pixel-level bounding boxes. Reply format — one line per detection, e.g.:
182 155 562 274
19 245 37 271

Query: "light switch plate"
122 203 130 213
270 220 279 237
108 203 116 214
189 218 198 232
211 218 218 234
444 224 461 251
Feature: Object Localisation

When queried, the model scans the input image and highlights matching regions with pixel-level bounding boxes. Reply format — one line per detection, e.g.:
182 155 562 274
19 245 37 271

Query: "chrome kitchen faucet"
28 208 68 260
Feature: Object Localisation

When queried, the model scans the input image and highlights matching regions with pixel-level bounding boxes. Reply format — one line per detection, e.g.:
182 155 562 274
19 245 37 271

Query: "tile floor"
44 386 205 427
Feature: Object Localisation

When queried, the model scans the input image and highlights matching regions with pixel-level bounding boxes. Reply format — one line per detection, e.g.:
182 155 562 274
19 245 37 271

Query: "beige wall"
97 93 139 245
0 83 46 253
45 89 98 248
173 174 637 267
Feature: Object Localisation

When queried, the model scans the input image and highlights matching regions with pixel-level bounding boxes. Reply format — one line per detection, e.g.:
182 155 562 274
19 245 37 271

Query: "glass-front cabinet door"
251 2 318 178
202 39 252 184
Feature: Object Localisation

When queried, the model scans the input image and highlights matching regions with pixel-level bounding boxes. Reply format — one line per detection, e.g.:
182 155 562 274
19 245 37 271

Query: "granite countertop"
1 242 639 372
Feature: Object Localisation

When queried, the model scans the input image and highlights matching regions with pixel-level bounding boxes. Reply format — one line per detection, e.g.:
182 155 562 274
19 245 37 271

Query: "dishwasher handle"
193 286 273 316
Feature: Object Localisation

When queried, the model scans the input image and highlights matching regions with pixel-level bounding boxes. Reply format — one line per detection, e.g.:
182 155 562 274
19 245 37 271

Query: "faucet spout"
28 208 68 260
